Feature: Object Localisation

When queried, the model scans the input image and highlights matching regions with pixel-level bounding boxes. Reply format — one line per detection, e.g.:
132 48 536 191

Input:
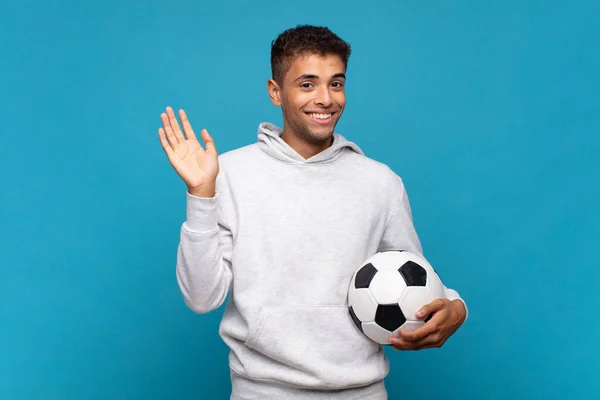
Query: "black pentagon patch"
399 261 427 286
348 306 364 333
374 304 406 332
355 263 377 289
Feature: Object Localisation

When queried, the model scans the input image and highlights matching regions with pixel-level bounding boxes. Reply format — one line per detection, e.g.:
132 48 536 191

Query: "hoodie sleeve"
378 168 468 320
175 171 234 314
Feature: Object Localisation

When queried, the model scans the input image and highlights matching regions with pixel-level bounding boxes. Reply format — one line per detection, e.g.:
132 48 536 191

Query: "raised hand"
158 106 219 197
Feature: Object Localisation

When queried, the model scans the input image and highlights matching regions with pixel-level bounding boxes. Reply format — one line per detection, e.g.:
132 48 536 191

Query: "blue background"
1 1 599 399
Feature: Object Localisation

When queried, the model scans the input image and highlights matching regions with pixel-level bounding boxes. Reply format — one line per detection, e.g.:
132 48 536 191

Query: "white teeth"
308 113 332 120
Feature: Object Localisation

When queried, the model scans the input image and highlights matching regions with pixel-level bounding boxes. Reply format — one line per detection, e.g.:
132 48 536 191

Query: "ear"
267 78 282 107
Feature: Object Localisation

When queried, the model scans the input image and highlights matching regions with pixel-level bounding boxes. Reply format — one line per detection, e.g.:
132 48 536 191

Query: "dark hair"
270 25 352 86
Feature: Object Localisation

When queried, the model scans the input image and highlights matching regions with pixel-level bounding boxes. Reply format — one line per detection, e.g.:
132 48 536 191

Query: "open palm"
158 106 219 191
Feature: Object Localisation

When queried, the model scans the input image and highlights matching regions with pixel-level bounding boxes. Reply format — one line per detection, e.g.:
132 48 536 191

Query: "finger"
391 342 435 351
388 337 416 350
389 336 434 351
416 298 446 320
398 323 436 342
166 106 185 143
158 128 174 158
389 334 440 350
179 109 198 141
393 341 438 351
398 310 445 342
161 112 179 147
410 332 445 350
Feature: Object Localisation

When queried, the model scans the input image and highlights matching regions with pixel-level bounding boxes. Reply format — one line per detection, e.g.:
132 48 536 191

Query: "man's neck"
280 128 334 160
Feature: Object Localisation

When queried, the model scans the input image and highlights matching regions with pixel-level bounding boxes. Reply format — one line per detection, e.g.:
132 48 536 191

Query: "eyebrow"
293 72 346 82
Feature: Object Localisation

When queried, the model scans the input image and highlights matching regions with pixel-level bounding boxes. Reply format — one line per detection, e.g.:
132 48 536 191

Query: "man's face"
269 53 347 145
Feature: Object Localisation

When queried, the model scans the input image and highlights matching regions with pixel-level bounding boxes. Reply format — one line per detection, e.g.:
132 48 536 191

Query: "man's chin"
307 122 337 138
291 117 337 144
306 129 334 143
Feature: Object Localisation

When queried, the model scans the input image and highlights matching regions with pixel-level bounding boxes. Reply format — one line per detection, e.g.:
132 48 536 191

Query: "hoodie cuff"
444 288 469 322
183 191 219 233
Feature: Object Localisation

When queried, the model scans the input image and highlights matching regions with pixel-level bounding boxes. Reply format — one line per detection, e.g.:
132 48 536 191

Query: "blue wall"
1 1 598 399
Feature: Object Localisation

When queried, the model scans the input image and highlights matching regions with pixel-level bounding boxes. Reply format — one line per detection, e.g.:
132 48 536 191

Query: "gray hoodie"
176 122 467 399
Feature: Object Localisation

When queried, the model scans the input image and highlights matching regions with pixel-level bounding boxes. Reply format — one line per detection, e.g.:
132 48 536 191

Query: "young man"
159 25 467 400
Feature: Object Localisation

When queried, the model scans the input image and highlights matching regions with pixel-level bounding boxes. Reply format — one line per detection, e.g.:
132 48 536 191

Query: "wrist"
452 299 467 322
188 184 216 198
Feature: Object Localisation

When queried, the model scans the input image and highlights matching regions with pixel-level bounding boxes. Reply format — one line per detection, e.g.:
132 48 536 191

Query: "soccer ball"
347 250 445 345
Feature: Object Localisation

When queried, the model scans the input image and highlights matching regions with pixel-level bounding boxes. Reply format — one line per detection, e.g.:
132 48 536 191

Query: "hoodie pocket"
243 305 385 389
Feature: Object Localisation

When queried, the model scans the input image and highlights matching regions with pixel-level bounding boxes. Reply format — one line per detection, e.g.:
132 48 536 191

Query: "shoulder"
344 150 404 188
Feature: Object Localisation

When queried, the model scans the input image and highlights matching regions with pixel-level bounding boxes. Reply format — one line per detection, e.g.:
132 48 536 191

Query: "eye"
300 82 313 89
331 81 345 89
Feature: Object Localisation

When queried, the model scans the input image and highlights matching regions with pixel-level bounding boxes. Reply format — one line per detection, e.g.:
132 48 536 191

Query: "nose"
315 85 333 108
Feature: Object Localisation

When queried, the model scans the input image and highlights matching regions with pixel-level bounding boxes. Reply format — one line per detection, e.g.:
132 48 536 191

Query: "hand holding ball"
347 250 445 345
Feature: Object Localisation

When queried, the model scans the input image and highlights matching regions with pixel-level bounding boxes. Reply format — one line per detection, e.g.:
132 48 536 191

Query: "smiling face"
267 52 347 158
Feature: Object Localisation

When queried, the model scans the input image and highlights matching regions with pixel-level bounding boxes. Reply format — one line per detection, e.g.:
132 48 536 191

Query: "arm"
176 173 234 314
157 106 232 314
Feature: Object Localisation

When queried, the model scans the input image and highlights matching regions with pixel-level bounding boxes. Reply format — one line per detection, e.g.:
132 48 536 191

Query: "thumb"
202 129 217 154
416 298 445 319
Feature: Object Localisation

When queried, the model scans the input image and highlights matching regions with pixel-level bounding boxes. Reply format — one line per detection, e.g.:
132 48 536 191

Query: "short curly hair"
270 25 352 86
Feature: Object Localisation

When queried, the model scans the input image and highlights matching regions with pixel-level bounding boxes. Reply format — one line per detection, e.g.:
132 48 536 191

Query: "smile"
306 112 335 124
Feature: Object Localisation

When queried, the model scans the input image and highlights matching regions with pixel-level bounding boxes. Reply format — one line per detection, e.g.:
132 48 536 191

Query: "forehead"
285 53 346 80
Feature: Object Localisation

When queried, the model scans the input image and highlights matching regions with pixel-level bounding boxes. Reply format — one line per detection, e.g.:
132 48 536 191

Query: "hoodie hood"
256 122 364 165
